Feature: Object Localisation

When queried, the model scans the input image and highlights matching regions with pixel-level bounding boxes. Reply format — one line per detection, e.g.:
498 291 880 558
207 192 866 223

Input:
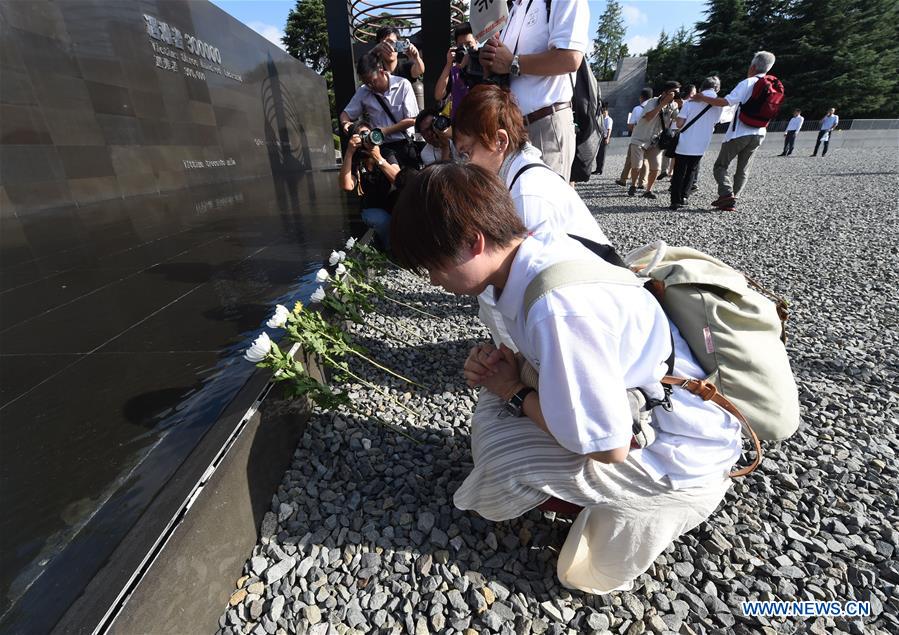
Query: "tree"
591 1 627 81
282 0 329 73
282 0 335 125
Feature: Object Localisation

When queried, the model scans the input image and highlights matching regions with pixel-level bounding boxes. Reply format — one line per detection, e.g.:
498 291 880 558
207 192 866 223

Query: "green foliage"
643 0 899 119
283 0 336 127
591 1 627 81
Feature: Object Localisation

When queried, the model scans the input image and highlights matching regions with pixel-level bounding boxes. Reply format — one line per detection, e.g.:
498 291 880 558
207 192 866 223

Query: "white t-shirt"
674 89 723 156
490 233 742 489
722 74 767 142
601 115 613 137
820 114 839 130
629 103 644 127
479 150 610 349
499 0 590 116
420 140 456 166
785 115 804 132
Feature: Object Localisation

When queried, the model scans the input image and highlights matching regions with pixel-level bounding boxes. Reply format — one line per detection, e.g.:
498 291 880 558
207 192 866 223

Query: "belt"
524 101 571 125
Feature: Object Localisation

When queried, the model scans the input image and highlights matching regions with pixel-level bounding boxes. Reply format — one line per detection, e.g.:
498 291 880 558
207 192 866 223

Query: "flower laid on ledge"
315 268 330 283
244 331 272 362
345 236 356 250
310 287 326 303
242 298 422 441
328 250 346 266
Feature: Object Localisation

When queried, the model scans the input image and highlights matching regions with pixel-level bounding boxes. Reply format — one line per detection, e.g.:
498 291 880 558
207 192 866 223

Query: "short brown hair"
390 162 526 274
452 85 528 157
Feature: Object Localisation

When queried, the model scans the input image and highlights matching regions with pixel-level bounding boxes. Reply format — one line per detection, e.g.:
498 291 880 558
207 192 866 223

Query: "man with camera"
338 119 400 250
478 0 591 181
434 22 478 116
415 108 456 165
627 81 681 200
373 26 424 84
616 88 653 188
339 53 420 169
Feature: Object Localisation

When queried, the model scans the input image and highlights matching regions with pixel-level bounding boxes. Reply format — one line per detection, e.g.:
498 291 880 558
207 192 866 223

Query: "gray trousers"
527 107 575 181
713 134 763 197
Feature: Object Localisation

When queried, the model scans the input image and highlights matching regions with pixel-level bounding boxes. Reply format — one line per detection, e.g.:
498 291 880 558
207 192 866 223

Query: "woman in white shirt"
452 84 609 246
389 162 742 594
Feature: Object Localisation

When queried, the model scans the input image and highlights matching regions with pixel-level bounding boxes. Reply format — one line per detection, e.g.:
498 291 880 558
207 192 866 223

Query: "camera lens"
454 46 465 64
433 115 451 132
368 129 384 145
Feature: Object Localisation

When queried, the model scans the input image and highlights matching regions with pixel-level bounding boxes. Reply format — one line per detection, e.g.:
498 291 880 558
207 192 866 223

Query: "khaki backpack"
624 241 800 442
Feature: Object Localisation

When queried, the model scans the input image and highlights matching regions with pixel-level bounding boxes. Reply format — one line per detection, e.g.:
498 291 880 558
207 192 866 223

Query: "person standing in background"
616 88 653 187
779 109 804 156
693 51 777 212
372 26 425 109
480 0 591 181
669 76 723 210
812 108 839 157
592 105 613 175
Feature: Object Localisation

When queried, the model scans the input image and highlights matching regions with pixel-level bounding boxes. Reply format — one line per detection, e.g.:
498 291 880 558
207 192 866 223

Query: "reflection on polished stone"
0 0 349 630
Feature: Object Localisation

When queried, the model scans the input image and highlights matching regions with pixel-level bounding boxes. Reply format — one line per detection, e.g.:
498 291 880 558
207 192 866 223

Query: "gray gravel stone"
217 150 899 635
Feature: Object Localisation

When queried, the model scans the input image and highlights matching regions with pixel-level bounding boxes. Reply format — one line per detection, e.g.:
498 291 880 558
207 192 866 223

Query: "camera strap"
502 0 536 57
371 91 408 138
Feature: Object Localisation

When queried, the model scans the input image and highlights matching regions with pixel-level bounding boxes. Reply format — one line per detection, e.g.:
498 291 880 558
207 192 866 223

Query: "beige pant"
619 148 649 185
527 107 575 181
454 389 733 594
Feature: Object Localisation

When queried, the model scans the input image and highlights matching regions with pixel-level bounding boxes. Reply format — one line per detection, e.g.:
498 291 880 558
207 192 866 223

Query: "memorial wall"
0 1 349 632
0 0 333 212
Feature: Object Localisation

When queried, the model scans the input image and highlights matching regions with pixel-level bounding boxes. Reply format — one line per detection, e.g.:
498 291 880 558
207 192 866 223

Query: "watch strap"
503 386 535 418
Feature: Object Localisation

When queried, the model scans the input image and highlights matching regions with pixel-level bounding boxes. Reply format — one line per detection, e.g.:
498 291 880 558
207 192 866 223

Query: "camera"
453 45 466 64
359 128 384 149
346 123 384 150
394 39 410 54
433 114 451 133
461 48 510 89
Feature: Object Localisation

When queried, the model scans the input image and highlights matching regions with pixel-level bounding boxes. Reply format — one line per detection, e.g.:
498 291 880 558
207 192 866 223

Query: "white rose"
265 304 290 329
243 332 272 362
335 263 346 277
310 286 326 303
328 250 341 266
315 268 330 283
345 236 356 249
337 250 346 262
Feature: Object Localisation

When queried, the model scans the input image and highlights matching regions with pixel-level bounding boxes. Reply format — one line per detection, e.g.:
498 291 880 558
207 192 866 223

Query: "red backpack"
737 74 785 128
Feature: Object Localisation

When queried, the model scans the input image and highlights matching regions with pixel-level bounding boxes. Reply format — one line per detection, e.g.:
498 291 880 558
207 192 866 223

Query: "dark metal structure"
326 1 462 117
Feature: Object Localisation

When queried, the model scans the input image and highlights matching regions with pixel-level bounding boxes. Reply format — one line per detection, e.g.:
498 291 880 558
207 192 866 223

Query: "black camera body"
461 48 510 90
453 45 466 64
346 123 384 150
433 114 451 132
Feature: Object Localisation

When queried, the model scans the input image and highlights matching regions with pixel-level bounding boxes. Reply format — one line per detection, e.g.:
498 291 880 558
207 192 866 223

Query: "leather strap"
662 375 762 477
525 101 571 125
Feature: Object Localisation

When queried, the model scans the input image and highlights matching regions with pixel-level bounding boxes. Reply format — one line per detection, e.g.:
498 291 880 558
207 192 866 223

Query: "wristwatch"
501 386 535 418
510 54 521 77
377 157 386 167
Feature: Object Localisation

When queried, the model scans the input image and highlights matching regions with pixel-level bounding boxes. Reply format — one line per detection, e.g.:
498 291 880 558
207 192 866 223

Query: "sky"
209 0 708 57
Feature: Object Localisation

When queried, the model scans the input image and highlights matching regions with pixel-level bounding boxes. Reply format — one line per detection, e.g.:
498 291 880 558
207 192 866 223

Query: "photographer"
339 53 420 169
338 119 400 250
373 26 424 84
415 108 455 166
627 81 681 200
434 22 478 115
478 0 591 181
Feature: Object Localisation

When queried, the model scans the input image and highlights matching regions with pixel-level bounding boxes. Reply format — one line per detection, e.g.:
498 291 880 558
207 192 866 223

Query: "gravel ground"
217 148 898 635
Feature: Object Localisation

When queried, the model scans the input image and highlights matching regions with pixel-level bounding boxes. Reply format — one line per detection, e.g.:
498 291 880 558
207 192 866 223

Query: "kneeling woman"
390 163 742 594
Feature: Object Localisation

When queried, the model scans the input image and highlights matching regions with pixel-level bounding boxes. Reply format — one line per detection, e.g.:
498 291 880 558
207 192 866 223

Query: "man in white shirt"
479 0 590 181
669 76 723 210
812 108 839 157
592 105 613 175
692 51 776 212
779 109 804 156
616 88 653 187
339 53 420 168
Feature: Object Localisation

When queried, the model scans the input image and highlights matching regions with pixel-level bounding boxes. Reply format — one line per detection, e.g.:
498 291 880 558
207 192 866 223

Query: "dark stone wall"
0 0 333 213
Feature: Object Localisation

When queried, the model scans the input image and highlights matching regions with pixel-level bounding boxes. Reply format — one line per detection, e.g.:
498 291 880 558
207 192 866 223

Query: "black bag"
371 92 421 169
656 110 678 153
568 58 603 182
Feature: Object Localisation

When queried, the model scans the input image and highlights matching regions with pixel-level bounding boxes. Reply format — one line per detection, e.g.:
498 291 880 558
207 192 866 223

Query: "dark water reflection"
0 171 358 629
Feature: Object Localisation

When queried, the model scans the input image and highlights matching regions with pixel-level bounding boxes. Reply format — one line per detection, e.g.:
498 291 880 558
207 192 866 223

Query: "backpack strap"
509 162 549 189
678 104 713 135
661 376 762 477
